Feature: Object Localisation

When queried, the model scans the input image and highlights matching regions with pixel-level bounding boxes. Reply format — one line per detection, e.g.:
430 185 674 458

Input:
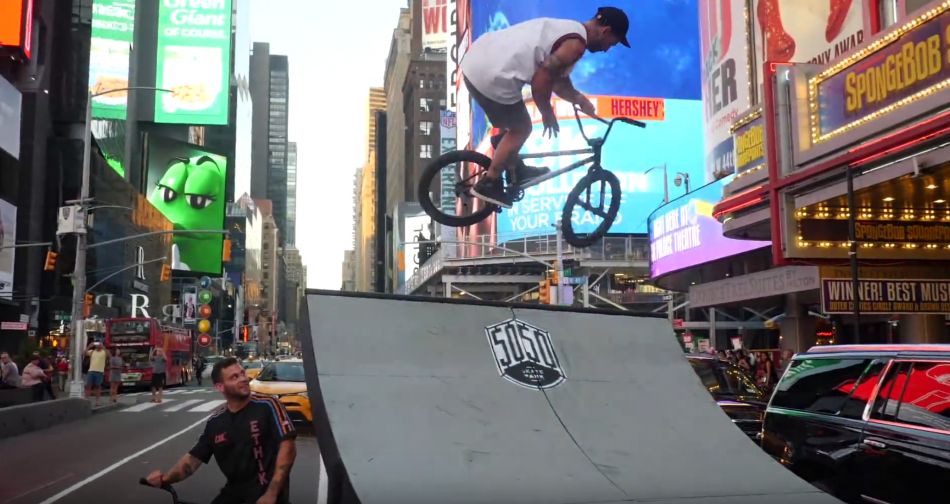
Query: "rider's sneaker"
471 177 513 209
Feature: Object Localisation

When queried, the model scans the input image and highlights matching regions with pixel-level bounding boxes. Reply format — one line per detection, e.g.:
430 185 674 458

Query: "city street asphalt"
0 384 323 504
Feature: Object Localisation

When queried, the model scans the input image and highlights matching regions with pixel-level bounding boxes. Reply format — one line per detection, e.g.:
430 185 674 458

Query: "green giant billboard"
153 0 233 125
89 0 135 119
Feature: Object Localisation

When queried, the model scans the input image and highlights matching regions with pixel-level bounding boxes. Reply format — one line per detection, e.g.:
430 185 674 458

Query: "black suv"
761 344 950 504
686 354 769 440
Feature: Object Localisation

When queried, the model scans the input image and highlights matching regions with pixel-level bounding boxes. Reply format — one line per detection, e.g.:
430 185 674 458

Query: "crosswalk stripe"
122 401 169 412
162 399 204 412
188 399 226 412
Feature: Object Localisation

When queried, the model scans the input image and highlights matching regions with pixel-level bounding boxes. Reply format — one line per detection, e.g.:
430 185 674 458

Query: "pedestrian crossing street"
120 389 225 414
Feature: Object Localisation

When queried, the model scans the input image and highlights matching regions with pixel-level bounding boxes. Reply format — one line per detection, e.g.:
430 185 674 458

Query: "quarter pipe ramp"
301 291 838 504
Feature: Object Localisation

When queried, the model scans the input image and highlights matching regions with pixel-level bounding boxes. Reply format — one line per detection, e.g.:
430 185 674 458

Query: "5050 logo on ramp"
485 318 565 389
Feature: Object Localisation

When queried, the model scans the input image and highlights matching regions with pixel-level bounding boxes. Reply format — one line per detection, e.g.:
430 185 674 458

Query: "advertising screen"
468 1 705 239
89 0 135 119
422 0 451 50
0 74 21 159
649 176 769 278
0 198 16 297
0 0 32 58
700 0 751 181
145 136 227 275
153 0 233 125
752 0 866 67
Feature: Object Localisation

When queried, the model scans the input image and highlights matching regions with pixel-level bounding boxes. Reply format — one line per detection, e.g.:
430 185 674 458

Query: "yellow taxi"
242 359 267 380
249 359 312 424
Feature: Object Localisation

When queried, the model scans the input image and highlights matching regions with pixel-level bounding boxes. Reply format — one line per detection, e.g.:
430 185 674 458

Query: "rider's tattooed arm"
264 439 297 499
532 39 586 114
162 453 203 484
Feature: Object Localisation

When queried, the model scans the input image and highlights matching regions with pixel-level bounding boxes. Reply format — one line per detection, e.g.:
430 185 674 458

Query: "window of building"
771 358 873 414
420 98 432 112
420 121 433 136
420 79 425 89
876 0 899 31
905 0 932 16
872 361 950 431
420 144 432 159
135 247 146 280
439 99 446 108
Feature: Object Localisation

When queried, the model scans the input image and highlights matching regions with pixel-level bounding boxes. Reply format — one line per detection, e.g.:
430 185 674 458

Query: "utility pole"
67 91 94 399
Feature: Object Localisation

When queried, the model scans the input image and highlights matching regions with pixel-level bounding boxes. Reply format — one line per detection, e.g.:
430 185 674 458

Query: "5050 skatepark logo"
485 318 565 389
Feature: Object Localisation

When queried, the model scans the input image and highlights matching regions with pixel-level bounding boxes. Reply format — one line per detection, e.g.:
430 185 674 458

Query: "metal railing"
435 232 649 263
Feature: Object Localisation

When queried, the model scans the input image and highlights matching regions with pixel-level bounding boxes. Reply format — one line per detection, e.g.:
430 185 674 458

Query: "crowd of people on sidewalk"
1 350 63 402
712 347 794 393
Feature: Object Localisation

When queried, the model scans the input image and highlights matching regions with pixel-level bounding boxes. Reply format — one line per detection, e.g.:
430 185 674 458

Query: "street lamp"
674 172 691 195
643 164 669 203
67 87 171 399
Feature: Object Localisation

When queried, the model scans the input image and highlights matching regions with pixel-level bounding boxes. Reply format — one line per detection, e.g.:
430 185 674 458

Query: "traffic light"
538 280 551 304
160 263 171 282
43 249 58 271
84 293 93 317
222 239 232 262
197 276 214 337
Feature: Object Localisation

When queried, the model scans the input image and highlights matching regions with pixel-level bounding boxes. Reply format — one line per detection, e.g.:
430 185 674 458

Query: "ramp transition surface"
301 291 838 504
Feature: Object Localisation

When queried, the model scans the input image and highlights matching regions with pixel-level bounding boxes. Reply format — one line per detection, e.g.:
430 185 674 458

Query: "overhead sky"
250 0 408 289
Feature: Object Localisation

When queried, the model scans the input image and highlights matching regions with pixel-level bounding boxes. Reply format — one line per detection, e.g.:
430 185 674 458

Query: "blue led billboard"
467 0 704 238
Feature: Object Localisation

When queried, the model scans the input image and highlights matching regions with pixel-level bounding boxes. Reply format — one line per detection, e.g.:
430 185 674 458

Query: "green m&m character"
148 155 225 273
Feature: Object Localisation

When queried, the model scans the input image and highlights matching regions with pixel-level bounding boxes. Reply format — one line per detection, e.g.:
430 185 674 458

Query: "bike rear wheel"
561 169 622 248
418 150 497 227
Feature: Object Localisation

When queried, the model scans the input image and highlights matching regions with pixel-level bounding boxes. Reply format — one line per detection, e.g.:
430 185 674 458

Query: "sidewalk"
0 386 126 438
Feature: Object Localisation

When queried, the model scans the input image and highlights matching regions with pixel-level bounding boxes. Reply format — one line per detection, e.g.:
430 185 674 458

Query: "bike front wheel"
561 169 622 248
418 150 497 228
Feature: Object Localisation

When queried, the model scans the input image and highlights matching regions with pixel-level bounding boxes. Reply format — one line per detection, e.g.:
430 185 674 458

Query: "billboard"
145 136 227 275
753 0 866 67
810 8 950 144
422 0 451 50
467 0 705 239
89 0 135 119
0 198 16 297
0 74 21 159
0 0 33 59
153 0 233 125
700 0 751 181
649 176 769 278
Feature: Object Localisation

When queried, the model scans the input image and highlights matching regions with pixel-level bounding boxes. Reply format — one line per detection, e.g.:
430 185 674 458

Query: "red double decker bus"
105 317 192 389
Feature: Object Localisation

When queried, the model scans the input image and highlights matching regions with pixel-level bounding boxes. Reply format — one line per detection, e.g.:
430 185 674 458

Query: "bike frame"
503 108 641 191
514 148 597 189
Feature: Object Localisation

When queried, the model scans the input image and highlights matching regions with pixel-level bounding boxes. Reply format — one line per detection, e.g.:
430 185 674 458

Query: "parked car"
686 354 769 440
761 344 950 504
249 359 312 424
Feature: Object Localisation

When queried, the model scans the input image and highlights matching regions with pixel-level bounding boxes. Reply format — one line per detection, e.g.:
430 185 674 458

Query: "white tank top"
461 18 587 105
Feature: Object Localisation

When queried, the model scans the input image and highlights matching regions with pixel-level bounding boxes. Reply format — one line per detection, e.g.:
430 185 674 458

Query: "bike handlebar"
139 477 180 500
573 105 646 144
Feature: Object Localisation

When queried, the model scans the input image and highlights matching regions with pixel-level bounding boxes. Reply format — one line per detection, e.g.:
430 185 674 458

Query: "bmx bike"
417 107 645 247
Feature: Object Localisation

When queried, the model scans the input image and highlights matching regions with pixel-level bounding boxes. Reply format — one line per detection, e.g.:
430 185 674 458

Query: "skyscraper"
286 142 297 246
250 42 292 246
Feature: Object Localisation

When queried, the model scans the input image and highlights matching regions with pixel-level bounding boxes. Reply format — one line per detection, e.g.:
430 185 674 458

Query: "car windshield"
257 362 305 382
244 361 264 369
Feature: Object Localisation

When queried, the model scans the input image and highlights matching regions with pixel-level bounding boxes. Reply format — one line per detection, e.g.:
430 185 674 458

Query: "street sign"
1 321 28 330
198 333 211 347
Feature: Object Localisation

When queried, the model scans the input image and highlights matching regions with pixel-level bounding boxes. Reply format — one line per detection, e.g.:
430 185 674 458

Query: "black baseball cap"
595 6 630 47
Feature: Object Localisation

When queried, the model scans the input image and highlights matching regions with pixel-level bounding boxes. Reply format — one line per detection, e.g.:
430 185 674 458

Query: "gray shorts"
464 77 531 130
